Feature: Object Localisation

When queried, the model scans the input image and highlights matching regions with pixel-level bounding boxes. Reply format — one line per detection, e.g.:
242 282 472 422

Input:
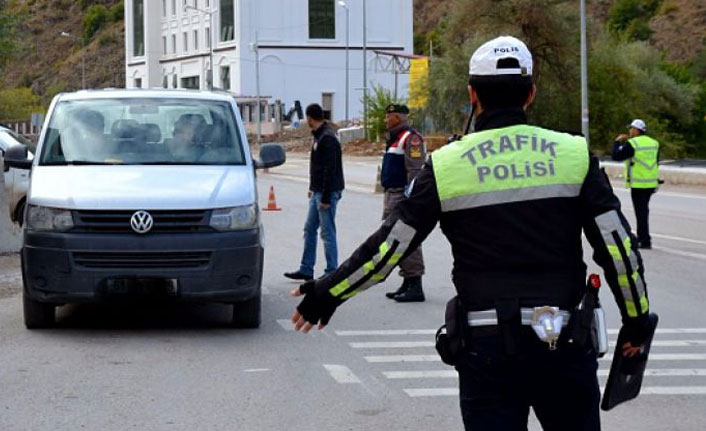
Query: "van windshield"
39 98 246 166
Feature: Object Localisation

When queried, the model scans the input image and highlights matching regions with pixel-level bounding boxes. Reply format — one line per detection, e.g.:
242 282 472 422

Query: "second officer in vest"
290 36 652 430
381 103 426 302
612 119 659 249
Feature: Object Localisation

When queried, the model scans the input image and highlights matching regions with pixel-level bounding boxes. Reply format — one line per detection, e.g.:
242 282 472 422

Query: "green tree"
82 4 109 42
363 85 406 142
0 87 44 120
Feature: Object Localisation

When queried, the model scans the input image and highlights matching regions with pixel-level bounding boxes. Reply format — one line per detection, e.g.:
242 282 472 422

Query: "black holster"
435 296 467 366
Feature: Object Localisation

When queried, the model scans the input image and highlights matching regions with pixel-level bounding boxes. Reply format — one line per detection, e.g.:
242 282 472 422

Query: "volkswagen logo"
130 210 153 234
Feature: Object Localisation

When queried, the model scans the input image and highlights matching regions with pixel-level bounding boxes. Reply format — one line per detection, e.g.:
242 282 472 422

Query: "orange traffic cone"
263 185 282 211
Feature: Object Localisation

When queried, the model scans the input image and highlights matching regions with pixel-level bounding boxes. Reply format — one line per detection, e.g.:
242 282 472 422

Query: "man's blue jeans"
299 191 342 277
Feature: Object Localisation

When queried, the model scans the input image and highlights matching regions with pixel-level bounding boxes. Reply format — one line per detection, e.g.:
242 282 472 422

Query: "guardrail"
600 161 706 186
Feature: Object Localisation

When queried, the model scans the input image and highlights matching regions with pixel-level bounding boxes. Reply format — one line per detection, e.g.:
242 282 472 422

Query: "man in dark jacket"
285 104 345 281
289 36 651 430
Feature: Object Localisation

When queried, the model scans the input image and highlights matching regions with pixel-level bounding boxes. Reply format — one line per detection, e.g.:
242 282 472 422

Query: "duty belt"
467 307 571 327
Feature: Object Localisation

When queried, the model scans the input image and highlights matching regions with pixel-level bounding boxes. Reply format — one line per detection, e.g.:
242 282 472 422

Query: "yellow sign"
409 58 429 108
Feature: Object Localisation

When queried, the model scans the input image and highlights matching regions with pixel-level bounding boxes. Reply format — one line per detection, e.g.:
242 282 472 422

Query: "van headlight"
26 205 74 232
209 205 257 231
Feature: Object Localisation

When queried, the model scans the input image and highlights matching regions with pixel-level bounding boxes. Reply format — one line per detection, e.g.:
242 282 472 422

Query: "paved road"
1 155 705 430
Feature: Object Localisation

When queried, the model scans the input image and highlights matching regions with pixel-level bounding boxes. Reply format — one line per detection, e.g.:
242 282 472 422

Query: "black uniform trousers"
630 188 655 247
455 328 600 431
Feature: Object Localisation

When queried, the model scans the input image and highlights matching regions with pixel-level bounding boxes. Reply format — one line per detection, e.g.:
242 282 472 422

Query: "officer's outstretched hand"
291 279 342 333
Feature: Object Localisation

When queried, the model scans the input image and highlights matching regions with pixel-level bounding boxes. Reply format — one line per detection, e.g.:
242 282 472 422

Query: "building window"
171 0 176 16
172 74 178 88
221 66 230 90
163 75 168 88
194 30 199 51
309 0 335 39
162 36 167 54
220 0 234 42
183 32 188 52
171 34 176 53
162 0 166 17
181 76 200 89
206 27 211 48
135 78 142 89
133 0 145 56
206 0 210 7
322 93 333 120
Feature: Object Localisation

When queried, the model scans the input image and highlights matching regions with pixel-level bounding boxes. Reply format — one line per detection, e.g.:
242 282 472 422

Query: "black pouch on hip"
435 296 467 366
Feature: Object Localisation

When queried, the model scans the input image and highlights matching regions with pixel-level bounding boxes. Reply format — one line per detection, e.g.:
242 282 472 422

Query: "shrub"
0 87 44 120
363 85 406 142
109 2 124 22
82 4 108 42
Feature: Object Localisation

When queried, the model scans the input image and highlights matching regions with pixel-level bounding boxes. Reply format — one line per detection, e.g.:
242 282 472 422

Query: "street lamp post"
362 0 368 139
60 31 85 90
580 0 589 141
185 5 214 91
338 1 350 125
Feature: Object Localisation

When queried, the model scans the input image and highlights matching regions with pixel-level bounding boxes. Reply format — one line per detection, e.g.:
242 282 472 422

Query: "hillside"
0 0 705 109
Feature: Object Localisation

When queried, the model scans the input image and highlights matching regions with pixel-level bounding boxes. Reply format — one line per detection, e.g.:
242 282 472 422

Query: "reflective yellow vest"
625 135 659 189
432 124 589 211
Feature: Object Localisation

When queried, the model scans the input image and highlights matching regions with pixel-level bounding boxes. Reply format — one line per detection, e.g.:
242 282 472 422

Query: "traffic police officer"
381 103 427 302
612 119 660 249
291 36 652 430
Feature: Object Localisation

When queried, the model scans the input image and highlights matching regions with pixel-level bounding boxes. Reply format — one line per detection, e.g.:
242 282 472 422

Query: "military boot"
393 277 425 302
385 279 409 299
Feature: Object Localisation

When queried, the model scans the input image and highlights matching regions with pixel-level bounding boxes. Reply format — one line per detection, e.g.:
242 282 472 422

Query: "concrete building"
124 0 414 123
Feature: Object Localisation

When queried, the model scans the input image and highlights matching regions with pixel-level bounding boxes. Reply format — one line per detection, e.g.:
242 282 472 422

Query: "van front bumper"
22 228 264 304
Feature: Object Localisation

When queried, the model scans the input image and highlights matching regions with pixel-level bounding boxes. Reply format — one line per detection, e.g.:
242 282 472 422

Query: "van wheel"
231 295 261 328
23 292 55 329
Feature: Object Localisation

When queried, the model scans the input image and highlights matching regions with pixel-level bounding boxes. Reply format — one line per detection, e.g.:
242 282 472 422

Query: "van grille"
72 210 214 233
73 251 211 269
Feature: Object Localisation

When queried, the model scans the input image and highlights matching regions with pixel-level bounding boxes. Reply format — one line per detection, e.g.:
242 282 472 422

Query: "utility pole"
255 31 262 143
580 0 589 141
339 1 350 125
363 0 368 139
60 32 85 90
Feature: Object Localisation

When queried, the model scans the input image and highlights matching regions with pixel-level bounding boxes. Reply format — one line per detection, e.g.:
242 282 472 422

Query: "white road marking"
609 340 706 347
365 355 440 363
600 354 706 361
350 341 435 349
336 329 437 336
384 370 456 379
243 368 271 373
651 246 706 261
277 319 295 331
338 328 706 336
404 388 457 397
596 369 706 377
651 233 706 246
323 364 361 384
0 271 21 282
404 386 706 397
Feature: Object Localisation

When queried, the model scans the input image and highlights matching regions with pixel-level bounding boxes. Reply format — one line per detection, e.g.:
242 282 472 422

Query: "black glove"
296 280 344 327
622 314 652 347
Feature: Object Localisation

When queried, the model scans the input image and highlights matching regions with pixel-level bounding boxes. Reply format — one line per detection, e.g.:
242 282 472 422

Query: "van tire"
23 292 55 329
231 294 261 328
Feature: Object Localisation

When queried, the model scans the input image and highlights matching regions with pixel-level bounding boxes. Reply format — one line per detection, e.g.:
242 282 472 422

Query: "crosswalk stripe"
369 353 706 363
323 364 361 384
596 369 706 377
404 386 706 397
384 370 456 379
350 341 435 348
337 328 706 336
352 340 706 349
365 355 440 363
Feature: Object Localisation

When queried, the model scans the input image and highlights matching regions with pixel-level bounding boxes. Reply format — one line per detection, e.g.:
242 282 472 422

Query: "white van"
3 89 285 329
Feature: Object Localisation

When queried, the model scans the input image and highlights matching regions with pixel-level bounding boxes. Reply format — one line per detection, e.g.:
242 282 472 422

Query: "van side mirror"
3 144 33 170
254 143 286 169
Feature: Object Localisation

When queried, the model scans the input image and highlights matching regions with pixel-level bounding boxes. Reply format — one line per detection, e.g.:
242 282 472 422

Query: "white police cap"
469 36 533 77
629 119 647 132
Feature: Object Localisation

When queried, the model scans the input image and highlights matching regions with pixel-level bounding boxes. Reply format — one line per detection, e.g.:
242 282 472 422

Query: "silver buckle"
530 306 564 350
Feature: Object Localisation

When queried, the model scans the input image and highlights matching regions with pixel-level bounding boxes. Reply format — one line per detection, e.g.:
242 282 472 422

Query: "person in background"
284 103 345 281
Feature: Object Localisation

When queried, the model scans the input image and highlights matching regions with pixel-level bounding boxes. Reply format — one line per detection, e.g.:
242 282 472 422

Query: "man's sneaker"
394 277 425 303
386 279 409 299
284 271 314 281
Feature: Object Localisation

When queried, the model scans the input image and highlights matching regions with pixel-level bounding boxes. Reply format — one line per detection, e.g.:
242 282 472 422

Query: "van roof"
54 88 236 103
